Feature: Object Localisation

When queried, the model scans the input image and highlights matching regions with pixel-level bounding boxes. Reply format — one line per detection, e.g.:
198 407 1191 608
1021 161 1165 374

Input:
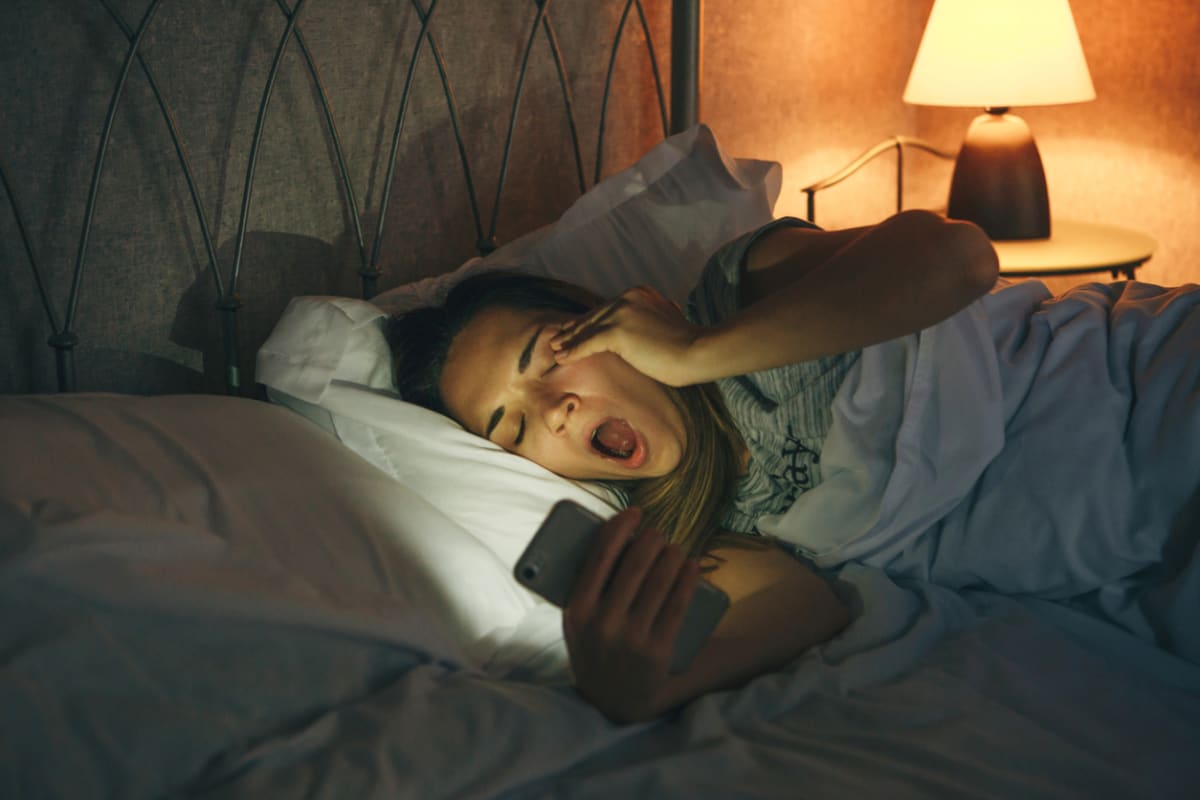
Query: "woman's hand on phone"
562 506 700 724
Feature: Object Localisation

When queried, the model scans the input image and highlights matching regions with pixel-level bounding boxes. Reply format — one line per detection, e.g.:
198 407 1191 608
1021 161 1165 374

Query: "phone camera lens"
520 563 539 581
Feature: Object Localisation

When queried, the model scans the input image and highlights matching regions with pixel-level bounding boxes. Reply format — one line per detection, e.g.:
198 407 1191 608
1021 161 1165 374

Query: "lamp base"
948 111 1050 240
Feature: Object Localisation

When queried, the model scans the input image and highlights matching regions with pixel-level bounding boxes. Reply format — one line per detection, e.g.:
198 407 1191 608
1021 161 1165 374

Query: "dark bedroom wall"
0 0 670 394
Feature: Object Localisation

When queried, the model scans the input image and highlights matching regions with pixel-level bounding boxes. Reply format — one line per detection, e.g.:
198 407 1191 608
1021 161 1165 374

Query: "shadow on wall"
49 232 347 398
168 231 349 397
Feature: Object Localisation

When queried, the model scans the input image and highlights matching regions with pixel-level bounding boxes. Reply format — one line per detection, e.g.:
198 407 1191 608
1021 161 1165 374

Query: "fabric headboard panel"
0 0 691 395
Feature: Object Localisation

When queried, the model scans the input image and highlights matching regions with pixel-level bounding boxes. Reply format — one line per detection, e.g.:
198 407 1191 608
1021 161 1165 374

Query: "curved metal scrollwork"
61 0 167 392
0 162 57 333
596 0 668 184
6 0 686 395
801 135 956 225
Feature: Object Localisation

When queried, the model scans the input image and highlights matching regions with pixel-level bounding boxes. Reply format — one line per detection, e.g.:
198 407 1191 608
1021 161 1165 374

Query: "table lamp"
903 0 1095 240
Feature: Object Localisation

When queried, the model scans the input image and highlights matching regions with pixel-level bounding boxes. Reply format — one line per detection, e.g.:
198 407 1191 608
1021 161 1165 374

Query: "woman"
387 210 1002 723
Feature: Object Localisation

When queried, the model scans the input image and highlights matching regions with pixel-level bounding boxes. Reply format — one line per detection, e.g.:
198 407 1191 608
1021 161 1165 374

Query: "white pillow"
317 384 621 569
257 120 781 535
256 123 782 678
256 295 395 403
0 393 533 673
370 123 781 314
255 295 622 581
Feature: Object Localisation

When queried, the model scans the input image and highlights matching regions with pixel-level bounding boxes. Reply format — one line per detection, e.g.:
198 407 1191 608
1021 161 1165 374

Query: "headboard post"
670 0 701 132
47 333 78 393
217 295 243 395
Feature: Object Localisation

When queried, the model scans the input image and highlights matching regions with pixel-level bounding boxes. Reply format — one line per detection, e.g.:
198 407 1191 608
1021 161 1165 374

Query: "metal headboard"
800 135 955 226
1 0 701 396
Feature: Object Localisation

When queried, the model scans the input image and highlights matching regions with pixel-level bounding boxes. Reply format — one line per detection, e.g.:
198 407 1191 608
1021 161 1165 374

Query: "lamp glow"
904 0 1095 240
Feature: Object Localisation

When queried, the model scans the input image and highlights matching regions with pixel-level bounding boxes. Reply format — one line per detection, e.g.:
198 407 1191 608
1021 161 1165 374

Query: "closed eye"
507 325 560 448
513 359 554 447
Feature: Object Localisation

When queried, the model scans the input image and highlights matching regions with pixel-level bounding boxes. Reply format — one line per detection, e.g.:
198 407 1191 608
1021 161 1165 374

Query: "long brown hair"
386 271 770 557
627 382 764 556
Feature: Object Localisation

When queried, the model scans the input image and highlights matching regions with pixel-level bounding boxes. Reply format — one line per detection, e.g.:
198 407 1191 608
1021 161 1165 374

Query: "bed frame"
0 0 701 396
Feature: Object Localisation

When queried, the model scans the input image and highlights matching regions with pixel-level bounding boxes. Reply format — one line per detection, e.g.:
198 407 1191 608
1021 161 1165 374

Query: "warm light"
903 0 1095 109
901 0 1095 240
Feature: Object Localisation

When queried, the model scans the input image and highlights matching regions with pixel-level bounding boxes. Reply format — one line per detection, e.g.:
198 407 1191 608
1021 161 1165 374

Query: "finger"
566 507 642 618
651 558 700 642
555 311 616 352
551 300 623 350
628 542 688 638
598 523 668 618
557 315 615 348
553 321 617 364
553 319 576 341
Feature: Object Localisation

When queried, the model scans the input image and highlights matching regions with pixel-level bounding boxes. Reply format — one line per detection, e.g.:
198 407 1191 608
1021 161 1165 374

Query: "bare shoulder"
739 223 869 304
697 537 851 654
743 224 835 273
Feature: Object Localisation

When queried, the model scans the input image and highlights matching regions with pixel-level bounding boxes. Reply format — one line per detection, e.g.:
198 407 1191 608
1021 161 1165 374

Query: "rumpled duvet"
762 279 1200 662
3 282 1199 799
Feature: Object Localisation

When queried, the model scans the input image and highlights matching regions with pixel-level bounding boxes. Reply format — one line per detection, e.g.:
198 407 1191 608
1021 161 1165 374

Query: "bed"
2 2 1198 798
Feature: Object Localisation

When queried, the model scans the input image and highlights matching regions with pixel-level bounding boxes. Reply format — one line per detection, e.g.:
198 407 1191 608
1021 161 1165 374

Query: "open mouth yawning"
591 418 638 461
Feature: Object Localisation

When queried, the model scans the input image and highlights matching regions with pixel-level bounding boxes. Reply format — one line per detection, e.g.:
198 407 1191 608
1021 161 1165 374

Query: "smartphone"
514 499 729 674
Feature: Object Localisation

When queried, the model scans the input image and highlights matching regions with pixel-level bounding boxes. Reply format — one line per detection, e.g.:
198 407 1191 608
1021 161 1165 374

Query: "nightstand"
992 219 1157 280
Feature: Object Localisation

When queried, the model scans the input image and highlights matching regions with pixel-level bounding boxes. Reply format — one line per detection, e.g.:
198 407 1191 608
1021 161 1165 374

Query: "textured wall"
702 0 1200 291
911 0 1200 291
701 0 926 228
0 0 669 393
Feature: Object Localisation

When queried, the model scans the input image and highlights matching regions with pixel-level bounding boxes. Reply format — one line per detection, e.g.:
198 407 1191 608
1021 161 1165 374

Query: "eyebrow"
517 325 540 374
483 325 542 440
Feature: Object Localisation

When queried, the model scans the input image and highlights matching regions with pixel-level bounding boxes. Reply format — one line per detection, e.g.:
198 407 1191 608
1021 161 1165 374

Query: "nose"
542 392 579 435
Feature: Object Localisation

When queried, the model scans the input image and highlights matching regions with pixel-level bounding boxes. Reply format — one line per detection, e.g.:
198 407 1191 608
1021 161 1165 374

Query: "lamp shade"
903 0 1095 108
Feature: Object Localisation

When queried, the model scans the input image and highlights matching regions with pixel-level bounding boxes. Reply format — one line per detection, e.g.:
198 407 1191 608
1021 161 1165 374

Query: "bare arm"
563 508 849 724
648 541 850 718
695 210 999 380
551 210 999 386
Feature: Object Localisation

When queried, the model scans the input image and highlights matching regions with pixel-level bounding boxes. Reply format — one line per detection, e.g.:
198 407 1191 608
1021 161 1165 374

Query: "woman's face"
440 305 687 481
